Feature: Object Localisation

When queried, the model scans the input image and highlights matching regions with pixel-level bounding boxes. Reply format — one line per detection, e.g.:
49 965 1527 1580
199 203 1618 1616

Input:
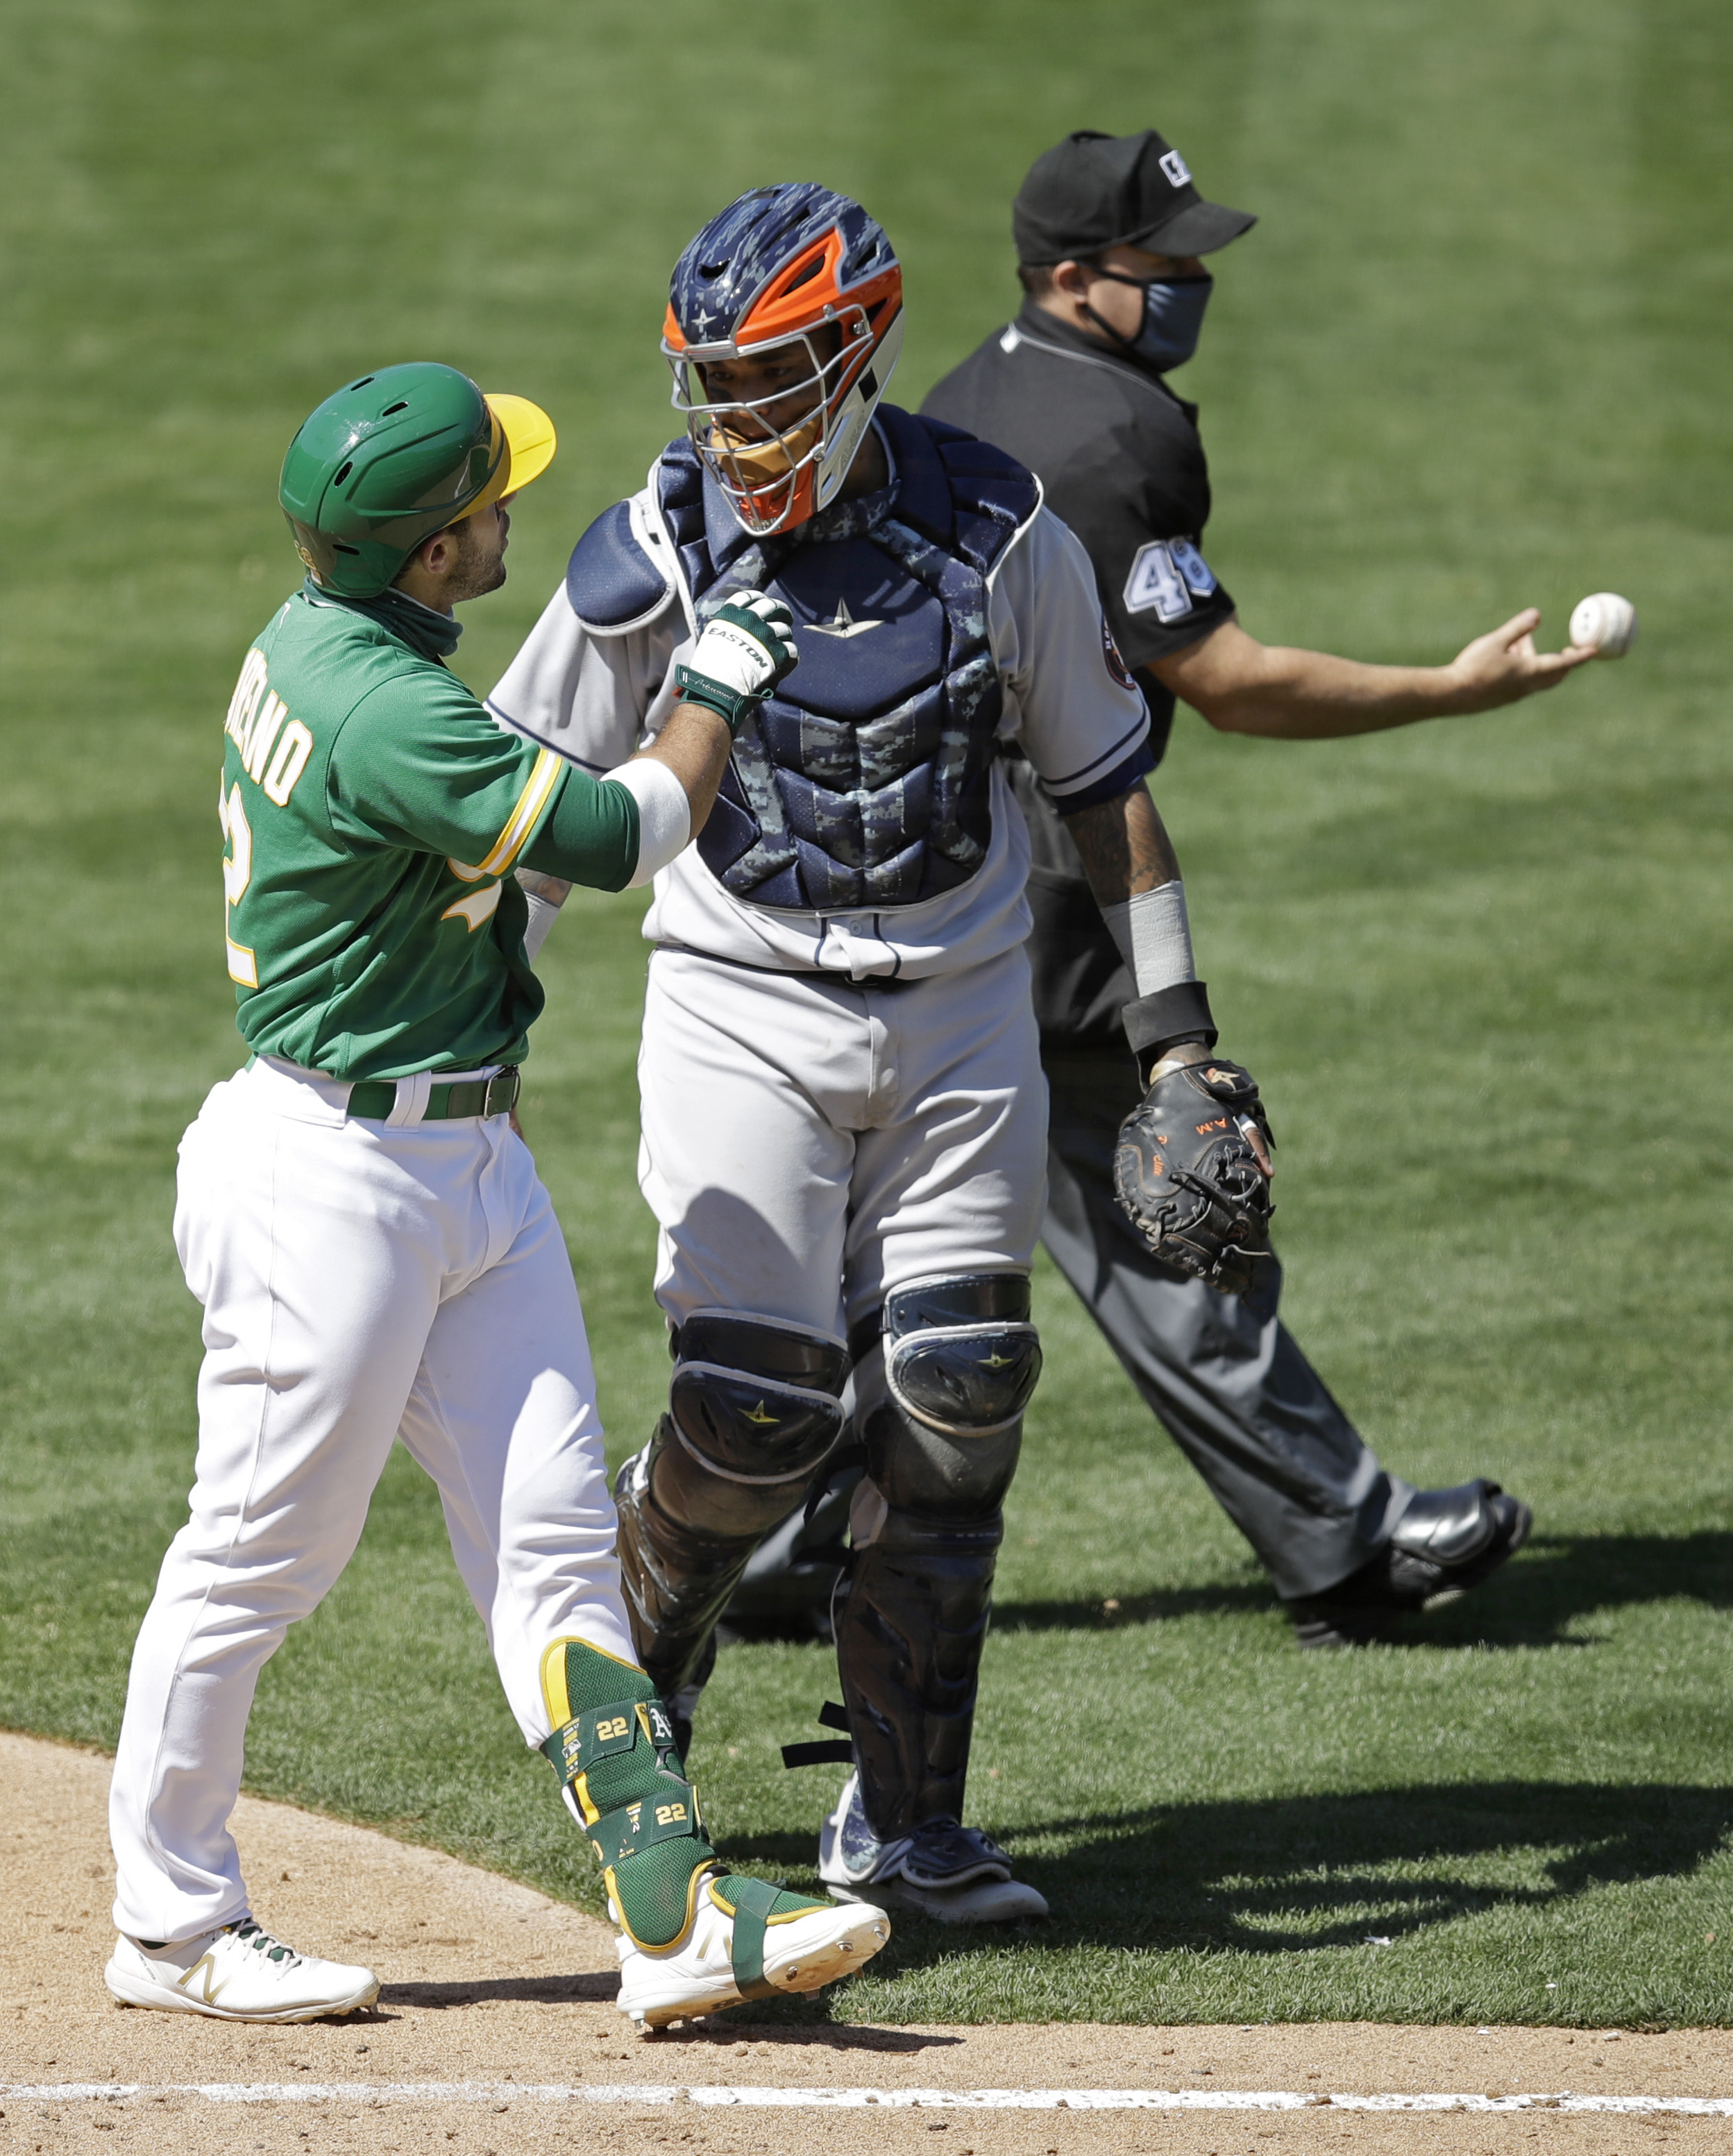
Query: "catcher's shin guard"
615 1312 848 1701
836 1274 1040 1841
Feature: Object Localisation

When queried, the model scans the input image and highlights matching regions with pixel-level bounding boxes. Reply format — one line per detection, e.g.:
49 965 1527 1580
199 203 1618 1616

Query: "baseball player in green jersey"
104 362 888 2030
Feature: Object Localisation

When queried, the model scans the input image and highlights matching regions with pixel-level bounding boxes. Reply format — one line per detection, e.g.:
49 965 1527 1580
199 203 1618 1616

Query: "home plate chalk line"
6 2084 1733 2116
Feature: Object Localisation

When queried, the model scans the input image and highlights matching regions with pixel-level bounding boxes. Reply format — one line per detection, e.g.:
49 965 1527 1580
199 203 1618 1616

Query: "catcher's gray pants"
1040 1048 1410 1601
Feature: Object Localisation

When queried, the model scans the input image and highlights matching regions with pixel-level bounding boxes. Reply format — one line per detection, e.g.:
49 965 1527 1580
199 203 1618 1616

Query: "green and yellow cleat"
614 1873 889 2030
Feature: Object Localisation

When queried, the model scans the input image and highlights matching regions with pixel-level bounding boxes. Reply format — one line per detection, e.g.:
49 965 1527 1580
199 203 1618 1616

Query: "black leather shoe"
1285 1479 1532 1648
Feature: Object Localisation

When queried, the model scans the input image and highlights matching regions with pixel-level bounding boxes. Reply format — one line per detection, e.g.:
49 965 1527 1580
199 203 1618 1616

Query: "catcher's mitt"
1112 1056 1275 1295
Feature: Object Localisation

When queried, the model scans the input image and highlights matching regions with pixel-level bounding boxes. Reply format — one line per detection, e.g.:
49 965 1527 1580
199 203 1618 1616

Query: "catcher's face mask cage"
662 189 904 536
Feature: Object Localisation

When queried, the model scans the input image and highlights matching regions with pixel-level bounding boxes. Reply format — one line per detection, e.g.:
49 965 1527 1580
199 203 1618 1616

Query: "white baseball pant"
636 943 1049 1372
110 1056 636 1946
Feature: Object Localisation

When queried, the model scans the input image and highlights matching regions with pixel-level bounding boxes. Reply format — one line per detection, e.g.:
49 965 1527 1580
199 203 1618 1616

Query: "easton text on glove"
674 592 800 736
1112 1056 1275 1297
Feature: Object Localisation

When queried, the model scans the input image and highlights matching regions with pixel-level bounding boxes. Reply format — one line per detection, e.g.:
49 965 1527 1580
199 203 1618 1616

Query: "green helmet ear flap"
278 363 523 598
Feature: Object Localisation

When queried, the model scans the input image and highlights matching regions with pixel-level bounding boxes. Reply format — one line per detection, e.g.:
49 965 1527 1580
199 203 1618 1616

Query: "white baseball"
1569 591 1637 659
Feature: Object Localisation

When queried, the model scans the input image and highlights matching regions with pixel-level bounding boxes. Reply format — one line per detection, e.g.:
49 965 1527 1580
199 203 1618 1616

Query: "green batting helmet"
279 362 556 597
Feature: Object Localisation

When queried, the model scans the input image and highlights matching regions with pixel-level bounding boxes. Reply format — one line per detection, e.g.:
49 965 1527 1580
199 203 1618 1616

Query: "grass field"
3 0 1733 2029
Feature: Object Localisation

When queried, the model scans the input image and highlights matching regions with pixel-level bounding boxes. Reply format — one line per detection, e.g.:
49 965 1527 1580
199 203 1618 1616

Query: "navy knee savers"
615 1311 849 1701
868 1272 1041 1517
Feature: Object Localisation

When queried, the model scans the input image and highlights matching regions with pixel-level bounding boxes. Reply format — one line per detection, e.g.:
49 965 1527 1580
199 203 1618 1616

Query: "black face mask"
1084 269 1214 372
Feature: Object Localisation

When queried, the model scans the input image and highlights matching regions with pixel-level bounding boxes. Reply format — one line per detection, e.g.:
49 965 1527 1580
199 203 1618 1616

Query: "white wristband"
521 891 562 963
1099 880 1197 997
607 758 693 890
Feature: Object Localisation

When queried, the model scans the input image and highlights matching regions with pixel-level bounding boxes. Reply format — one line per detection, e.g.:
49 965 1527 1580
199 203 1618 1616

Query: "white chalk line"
4 2082 1733 2115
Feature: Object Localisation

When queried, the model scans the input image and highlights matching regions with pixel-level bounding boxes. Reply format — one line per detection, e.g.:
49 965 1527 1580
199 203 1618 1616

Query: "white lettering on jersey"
1123 540 1194 623
1168 538 1219 598
1159 149 1192 188
224 650 269 748
242 694 289 784
262 721 314 805
223 651 316 807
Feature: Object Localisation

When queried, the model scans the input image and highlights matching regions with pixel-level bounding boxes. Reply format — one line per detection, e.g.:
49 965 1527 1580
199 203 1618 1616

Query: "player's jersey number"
219 781 255 987
219 648 315 987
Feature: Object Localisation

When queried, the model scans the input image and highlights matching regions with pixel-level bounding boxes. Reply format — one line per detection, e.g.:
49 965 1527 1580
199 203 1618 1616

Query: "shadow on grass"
1015 1780 1732 1957
990 1533 1733 1647
1397 1533 1733 1649
992 1579 1273 1632
721 1780 1733 1967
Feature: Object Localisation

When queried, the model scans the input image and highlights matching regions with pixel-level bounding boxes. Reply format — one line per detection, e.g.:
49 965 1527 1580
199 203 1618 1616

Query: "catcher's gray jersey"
487 448 1150 983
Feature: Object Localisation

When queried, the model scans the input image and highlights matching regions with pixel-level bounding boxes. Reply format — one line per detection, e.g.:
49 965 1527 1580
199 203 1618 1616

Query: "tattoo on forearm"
1066 786 1181 903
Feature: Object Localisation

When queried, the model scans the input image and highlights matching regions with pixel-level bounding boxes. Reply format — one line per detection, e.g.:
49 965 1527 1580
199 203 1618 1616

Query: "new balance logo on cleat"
177 1953 223 2005
104 1919 378 2023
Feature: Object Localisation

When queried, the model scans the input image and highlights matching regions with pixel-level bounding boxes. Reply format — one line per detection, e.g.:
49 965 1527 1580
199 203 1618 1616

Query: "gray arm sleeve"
1098 880 1197 995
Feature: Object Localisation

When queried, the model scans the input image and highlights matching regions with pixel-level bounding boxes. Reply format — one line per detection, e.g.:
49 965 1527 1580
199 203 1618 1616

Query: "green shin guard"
541 1640 716 1949
539 1640 818 1975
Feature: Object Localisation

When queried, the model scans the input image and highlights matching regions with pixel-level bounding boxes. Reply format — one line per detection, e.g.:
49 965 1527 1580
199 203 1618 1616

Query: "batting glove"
674 593 800 736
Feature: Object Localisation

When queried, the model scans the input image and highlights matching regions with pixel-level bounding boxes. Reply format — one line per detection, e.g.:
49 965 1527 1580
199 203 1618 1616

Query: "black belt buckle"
484 1066 521 1118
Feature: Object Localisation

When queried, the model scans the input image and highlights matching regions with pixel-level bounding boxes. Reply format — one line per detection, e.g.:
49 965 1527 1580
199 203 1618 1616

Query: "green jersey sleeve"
519 768 647 888
330 668 639 891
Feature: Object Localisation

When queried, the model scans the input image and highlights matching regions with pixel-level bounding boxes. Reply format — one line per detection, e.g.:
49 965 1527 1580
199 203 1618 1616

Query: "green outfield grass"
3 0 1732 2028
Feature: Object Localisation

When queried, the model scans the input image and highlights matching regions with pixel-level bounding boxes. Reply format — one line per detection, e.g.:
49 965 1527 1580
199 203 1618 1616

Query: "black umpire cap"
1013 128 1256 264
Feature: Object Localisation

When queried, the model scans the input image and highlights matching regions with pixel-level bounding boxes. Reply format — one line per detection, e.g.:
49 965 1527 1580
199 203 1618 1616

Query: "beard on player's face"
442 503 509 602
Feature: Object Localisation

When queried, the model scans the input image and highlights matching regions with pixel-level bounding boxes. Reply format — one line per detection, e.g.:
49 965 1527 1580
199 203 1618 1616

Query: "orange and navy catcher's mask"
663 184 904 537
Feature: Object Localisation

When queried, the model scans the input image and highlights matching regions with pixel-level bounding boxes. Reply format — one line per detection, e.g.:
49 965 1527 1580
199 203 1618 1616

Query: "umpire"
915 125 1597 1643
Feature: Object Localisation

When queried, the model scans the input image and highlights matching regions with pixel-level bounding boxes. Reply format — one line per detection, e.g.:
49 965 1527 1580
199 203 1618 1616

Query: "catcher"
493 182 1269 1922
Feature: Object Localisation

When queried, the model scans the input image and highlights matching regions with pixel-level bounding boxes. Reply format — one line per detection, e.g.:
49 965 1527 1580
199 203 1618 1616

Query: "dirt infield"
4 1731 1731 2155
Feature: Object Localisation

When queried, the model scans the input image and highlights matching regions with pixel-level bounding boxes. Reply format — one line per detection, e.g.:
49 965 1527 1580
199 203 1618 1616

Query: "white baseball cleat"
615 1874 890 2032
105 1917 379 2023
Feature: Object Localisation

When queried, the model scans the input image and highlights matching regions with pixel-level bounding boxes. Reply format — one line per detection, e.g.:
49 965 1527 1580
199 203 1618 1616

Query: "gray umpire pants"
729 1045 1413 1619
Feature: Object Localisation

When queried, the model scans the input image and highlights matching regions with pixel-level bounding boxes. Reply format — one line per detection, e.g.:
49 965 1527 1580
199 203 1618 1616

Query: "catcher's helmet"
279 362 556 597
663 184 903 535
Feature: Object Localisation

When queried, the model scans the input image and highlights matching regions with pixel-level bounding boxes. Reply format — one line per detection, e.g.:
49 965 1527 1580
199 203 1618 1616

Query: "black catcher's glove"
1112 1055 1275 1295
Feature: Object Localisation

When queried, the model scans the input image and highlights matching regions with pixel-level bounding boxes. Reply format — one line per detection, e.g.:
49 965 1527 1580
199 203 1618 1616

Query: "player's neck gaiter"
1085 271 1213 373
301 578 463 662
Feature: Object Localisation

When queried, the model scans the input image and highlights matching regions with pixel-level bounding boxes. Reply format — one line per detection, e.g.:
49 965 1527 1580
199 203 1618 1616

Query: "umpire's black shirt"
922 298 1235 1056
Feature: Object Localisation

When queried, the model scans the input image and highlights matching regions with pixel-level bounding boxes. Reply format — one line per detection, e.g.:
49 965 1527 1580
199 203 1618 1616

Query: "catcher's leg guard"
616 1312 849 1703
541 1639 889 2021
834 1274 1040 1841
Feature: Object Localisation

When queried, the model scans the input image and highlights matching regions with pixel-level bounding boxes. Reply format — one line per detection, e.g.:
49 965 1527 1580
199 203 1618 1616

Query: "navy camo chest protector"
661 407 1039 911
